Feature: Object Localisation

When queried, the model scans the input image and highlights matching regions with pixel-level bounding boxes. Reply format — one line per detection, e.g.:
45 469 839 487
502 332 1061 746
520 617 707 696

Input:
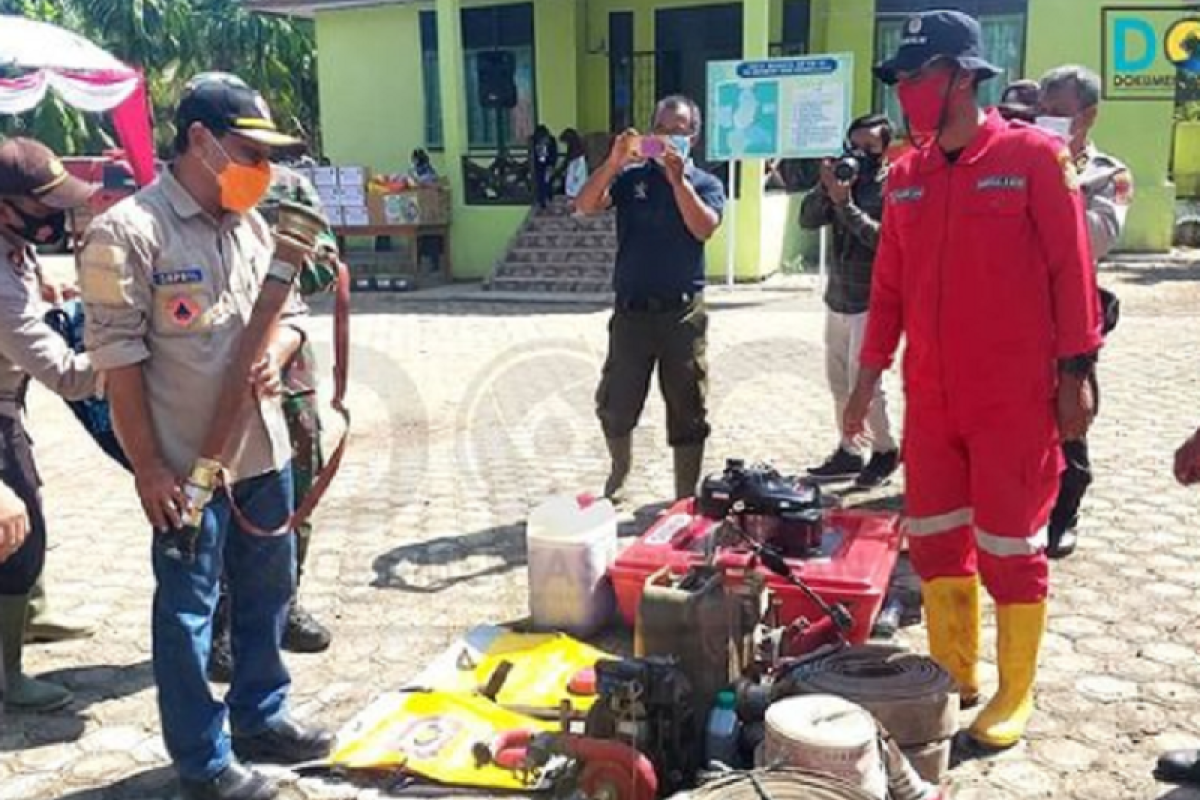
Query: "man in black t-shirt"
576 95 726 501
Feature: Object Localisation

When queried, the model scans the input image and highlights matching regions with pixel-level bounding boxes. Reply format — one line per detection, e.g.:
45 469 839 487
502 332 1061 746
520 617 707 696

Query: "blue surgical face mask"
668 135 692 161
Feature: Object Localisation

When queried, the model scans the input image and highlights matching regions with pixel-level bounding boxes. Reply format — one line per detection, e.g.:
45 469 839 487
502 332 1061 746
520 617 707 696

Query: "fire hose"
669 768 881 799
676 759 946 800
772 646 958 784
160 201 351 560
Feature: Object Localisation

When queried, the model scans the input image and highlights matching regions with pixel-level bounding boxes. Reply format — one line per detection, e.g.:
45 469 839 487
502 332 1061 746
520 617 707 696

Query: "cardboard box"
338 166 368 187
313 167 338 187
368 185 451 226
316 184 340 209
342 205 371 228
338 185 367 208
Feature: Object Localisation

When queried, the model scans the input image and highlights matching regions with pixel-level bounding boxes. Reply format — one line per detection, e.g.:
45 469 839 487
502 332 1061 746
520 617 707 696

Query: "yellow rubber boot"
921 575 981 706
968 600 1048 749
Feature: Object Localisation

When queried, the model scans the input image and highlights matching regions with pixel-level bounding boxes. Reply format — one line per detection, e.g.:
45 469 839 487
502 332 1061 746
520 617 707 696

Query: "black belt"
615 292 702 313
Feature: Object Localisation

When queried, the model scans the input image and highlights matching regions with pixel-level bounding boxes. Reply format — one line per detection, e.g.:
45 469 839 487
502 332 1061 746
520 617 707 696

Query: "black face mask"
6 203 66 245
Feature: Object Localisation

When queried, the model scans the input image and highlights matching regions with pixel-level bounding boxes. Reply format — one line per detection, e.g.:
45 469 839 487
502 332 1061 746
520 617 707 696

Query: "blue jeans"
152 468 296 781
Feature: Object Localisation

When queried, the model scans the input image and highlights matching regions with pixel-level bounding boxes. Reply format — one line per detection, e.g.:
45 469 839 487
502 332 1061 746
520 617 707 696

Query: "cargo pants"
281 343 324 583
595 298 710 447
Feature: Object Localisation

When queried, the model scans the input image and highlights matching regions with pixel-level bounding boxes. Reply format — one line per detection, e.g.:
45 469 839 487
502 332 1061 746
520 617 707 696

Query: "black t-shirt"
609 163 726 299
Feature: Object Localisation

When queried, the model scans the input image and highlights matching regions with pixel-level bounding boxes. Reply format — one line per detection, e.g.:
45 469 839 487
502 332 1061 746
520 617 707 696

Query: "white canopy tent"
0 15 155 185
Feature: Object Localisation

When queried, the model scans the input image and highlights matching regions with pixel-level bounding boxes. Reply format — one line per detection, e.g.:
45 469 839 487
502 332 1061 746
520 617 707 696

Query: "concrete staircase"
488 198 616 294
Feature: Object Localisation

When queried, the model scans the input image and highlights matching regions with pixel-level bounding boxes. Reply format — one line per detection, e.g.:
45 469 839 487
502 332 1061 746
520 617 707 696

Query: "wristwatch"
1059 352 1098 377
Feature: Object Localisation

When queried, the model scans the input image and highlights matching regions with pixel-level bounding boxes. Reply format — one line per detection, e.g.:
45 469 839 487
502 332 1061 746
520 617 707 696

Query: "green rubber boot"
604 436 633 501
25 575 94 644
1 593 73 713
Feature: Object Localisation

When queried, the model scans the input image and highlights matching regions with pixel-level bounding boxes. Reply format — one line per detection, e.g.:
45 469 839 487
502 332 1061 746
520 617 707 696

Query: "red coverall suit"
860 110 1100 748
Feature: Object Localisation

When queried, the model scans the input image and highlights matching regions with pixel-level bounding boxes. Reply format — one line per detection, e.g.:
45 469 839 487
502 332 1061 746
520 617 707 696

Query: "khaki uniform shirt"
0 238 95 420
1077 144 1134 261
77 170 308 483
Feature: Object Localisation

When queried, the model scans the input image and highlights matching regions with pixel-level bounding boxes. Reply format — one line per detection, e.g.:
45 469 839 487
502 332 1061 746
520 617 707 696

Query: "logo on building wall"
1102 6 1200 100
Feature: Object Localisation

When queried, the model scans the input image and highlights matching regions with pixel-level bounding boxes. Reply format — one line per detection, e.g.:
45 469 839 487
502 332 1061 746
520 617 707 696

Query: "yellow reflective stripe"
975 526 1047 558
32 171 68 196
904 508 973 537
233 118 276 131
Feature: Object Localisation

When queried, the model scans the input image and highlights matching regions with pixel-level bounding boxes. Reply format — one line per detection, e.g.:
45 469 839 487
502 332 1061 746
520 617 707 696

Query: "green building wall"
314 0 1173 282
1026 0 1175 251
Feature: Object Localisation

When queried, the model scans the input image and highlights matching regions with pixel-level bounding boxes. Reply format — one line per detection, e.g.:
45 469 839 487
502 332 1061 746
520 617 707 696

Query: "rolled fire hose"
163 202 350 559
670 768 881 799
773 645 957 748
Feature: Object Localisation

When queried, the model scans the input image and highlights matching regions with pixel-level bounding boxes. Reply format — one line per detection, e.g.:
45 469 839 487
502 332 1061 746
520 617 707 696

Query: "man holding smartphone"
576 95 726 502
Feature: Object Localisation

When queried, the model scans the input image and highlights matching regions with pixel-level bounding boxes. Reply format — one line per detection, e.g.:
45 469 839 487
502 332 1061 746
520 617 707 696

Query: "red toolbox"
609 499 902 644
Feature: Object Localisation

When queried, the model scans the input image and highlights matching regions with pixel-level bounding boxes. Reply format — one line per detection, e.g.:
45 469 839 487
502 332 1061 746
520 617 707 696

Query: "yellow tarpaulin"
329 626 616 789
410 624 612 718
331 690 558 790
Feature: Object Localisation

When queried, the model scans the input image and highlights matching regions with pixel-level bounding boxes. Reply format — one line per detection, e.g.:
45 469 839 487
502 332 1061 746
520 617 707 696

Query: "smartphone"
638 136 666 159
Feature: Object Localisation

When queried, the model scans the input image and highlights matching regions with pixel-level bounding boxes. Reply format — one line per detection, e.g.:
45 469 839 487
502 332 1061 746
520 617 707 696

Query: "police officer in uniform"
79 73 331 800
1036 64 1133 559
0 138 98 712
575 95 726 502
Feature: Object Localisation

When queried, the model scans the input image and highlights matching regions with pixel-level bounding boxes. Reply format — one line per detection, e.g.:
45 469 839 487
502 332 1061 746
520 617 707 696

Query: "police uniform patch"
78 243 130 306
1058 150 1079 192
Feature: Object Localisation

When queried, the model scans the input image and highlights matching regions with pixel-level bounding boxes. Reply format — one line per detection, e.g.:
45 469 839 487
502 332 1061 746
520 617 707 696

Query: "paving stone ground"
7 257 1200 799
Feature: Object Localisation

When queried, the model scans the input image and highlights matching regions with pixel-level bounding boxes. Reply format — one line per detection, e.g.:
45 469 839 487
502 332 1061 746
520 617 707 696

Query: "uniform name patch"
890 186 924 204
153 268 204 287
977 175 1026 191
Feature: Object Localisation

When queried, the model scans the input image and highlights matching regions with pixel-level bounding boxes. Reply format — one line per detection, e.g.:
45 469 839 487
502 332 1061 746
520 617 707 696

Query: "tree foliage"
0 0 318 157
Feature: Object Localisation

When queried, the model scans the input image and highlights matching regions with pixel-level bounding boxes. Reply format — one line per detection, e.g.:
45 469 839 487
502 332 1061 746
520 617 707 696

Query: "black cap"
176 72 302 149
874 10 1002 85
998 79 1041 122
0 138 97 209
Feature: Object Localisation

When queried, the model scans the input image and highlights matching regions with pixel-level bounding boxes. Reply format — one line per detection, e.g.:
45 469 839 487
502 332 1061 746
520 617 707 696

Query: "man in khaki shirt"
78 74 330 800
0 138 98 715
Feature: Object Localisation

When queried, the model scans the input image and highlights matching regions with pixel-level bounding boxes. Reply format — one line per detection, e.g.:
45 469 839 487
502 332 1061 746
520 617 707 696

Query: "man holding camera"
79 73 331 800
1037 64 1132 559
801 114 899 490
576 95 725 502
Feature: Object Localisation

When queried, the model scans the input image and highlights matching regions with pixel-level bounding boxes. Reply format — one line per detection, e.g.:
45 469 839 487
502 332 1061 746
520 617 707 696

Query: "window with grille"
420 4 538 151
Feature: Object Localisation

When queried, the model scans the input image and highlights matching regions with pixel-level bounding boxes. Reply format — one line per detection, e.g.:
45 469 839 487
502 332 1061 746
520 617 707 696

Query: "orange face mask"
203 135 271 214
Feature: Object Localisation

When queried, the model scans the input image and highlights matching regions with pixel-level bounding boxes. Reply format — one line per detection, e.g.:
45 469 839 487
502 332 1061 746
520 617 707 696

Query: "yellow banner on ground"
330 690 558 790
411 625 612 718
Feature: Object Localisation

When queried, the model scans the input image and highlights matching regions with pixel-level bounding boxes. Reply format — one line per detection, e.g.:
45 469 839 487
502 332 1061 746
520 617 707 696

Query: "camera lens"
833 156 860 183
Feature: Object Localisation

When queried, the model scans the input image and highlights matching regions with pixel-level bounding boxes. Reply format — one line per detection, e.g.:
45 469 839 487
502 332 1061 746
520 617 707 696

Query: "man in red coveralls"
844 10 1100 750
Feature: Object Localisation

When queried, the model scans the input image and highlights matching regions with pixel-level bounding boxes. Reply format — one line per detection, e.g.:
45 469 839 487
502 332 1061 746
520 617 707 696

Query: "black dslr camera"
832 149 868 184
697 459 824 557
